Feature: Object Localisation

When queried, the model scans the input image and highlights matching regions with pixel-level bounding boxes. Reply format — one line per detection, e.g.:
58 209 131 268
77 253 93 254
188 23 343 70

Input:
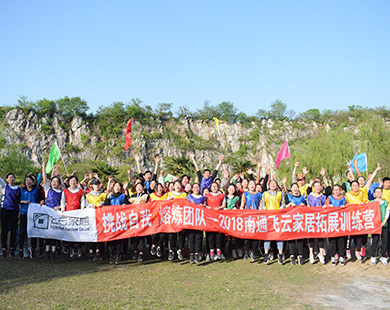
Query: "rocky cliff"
4 109 316 172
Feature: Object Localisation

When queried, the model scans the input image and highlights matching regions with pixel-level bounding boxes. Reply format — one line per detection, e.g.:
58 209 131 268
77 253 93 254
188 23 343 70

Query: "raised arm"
134 154 142 175
42 162 48 185
366 163 381 190
320 167 329 188
281 177 288 193
153 156 160 181
292 162 299 182
346 160 354 178
353 158 362 177
255 162 263 184
189 152 200 172
215 154 224 171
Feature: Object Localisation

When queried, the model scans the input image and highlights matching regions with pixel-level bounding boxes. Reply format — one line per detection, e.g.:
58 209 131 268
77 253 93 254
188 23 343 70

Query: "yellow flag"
213 117 221 136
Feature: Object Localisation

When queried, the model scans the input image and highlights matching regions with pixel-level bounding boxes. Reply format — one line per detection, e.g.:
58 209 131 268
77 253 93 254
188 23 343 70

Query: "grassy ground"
0 251 334 310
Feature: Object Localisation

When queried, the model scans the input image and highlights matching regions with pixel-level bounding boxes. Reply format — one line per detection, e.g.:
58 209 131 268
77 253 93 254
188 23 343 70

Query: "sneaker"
150 245 156 256
109 255 115 264
115 254 122 264
137 254 143 263
237 248 243 258
95 252 102 261
213 251 220 261
290 256 296 266
219 252 226 260
298 256 304 266
210 251 215 260
9 248 15 258
361 246 366 257
371 257 377 266
29 248 35 259
278 254 283 265
19 249 24 260
46 251 51 261
339 256 346 266
39 248 44 257
70 248 76 260
318 254 325 265
63 245 69 255
168 251 174 261
346 249 351 259
380 257 389 266
132 252 138 261
88 253 94 262
250 251 256 262
355 250 362 260
2 249 7 259
334 253 339 260
231 249 237 259
263 253 270 264
205 253 211 262
156 247 162 258
189 254 195 264
331 256 337 267
244 251 249 261
269 253 274 261
23 247 29 259
195 254 201 264
177 249 183 260
309 254 315 264
77 248 82 259
51 251 56 261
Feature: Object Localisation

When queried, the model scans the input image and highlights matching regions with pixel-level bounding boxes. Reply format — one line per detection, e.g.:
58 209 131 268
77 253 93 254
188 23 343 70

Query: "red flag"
124 118 133 150
275 139 290 169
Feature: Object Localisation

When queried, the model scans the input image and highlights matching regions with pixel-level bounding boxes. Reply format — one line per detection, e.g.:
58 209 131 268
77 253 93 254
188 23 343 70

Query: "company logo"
33 213 49 229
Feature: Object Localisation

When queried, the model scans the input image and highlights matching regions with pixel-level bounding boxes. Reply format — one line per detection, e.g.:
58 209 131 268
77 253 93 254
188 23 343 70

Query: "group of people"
1 153 389 267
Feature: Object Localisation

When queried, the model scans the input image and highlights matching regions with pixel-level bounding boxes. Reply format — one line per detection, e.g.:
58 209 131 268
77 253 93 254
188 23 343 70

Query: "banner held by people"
28 200 381 243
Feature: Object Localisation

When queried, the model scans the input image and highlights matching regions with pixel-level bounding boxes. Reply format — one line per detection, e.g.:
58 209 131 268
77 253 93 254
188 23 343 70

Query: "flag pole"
56 141 69 176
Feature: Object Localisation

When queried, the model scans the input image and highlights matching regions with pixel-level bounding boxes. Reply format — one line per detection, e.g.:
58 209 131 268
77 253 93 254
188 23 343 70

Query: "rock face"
4 109 315 171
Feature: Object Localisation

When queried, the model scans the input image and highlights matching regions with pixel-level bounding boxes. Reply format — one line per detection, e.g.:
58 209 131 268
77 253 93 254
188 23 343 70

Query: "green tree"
163 156 195 177
299 108 321 121
56 96 89 117
216 101 238 123
269 100 287 121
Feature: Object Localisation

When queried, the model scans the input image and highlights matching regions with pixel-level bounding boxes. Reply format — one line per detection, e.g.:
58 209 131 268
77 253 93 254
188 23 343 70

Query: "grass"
0 250 328 310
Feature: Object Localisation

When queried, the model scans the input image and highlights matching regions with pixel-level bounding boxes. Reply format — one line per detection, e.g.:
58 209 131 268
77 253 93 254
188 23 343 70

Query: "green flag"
46 142 62 174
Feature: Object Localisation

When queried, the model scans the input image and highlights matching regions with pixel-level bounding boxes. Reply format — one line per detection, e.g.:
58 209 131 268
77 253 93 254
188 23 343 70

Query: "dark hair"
155 183 165 193
374 186 382 193
357 176 365 182
181 175 189 181
312 181 321 188
202 187 210 195
290 182 299 189
382 177 390 182
174 180 181 186
192 182 200 187
351 180 359 186
23 175 35 187
68 175 78 183
112 181 123 192
6 173 15 179
215 178 221 182
203 169 211 174
51 176 61 185
144 170 152 175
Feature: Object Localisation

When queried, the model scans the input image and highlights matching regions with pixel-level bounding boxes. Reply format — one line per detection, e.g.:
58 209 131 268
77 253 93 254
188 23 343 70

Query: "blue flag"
350 153 367 173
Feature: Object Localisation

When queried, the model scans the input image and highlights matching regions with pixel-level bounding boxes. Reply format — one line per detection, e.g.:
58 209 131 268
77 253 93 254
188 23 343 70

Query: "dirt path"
312 262 390 309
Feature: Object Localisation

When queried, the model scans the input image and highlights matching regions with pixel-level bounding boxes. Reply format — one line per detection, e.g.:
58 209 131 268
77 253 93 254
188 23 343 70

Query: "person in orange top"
149 183 167 258
345 180 368 260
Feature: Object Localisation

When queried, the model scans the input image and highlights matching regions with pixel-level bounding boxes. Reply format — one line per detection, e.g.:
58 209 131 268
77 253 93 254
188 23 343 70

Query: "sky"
0 1 389 116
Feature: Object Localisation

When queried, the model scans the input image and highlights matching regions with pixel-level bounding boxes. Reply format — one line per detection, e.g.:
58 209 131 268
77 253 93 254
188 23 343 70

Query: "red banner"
95 199 382 242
